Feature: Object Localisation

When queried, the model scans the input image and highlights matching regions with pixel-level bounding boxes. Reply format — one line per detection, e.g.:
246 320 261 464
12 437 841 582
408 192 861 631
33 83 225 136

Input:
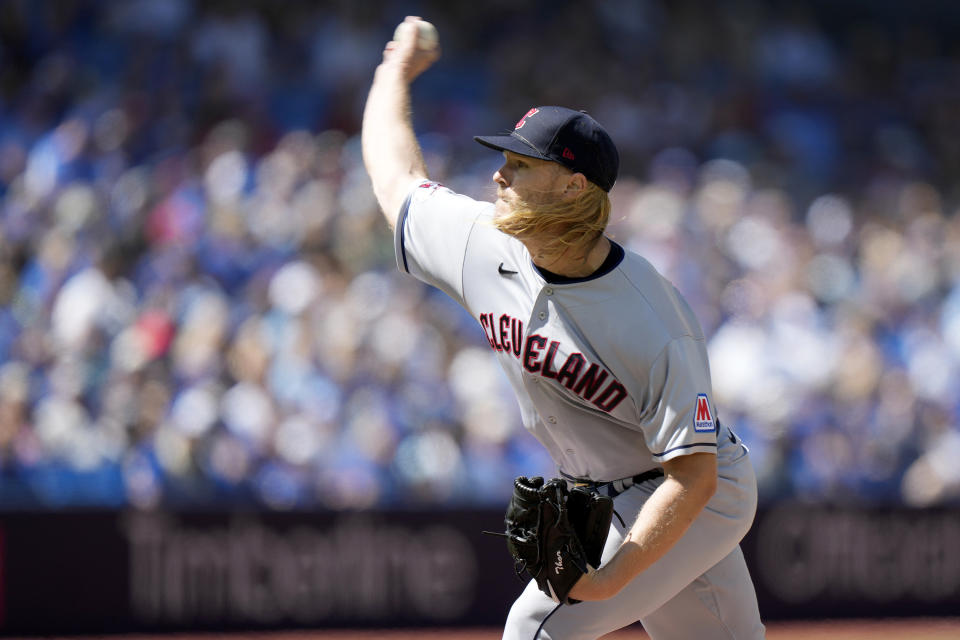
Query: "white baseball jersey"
395 180 746 482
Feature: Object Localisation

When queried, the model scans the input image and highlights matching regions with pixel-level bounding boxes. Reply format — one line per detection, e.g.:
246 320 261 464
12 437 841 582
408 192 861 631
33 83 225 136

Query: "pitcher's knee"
502 596 550 640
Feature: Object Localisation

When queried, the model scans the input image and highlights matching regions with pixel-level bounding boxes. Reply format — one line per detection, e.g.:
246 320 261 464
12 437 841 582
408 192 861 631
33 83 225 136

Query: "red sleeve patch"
694 393 715 433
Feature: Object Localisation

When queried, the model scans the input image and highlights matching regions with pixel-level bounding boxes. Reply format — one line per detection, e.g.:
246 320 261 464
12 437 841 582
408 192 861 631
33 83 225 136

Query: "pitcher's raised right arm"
361 16 440 229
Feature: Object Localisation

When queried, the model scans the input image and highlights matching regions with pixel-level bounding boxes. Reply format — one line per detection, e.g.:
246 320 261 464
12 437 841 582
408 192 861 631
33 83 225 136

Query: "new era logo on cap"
694 393 715 433
474 106 619 192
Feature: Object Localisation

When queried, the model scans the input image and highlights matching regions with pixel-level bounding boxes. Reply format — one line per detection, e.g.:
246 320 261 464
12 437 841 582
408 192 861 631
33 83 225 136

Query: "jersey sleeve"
394 180 489 305
641 337 719 463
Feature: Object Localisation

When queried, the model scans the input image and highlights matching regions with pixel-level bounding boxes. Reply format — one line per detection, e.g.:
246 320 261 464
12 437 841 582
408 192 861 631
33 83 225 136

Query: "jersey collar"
532 240 625 285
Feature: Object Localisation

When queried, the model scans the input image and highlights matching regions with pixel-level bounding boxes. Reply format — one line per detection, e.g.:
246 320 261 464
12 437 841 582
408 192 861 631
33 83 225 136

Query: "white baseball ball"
394 20 439 50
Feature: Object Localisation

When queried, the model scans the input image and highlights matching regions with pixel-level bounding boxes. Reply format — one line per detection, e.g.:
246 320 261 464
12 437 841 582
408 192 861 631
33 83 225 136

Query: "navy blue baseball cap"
474 106 620 192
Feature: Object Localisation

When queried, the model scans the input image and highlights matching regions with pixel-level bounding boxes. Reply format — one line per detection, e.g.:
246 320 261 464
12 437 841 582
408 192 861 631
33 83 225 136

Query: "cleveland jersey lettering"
479 312 627 413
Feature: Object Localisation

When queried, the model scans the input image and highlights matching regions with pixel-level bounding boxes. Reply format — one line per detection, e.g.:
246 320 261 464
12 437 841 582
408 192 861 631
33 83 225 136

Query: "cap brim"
473 134 547 160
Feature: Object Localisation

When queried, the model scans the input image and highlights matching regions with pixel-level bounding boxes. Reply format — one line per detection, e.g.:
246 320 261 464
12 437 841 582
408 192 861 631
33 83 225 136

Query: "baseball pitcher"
362 16 766 640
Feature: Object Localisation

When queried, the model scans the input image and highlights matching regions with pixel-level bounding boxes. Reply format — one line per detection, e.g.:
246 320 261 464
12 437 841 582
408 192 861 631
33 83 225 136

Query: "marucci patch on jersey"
694 394 715 433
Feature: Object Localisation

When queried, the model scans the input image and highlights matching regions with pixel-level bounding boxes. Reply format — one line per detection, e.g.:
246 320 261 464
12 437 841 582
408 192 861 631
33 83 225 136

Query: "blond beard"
495 188 560 225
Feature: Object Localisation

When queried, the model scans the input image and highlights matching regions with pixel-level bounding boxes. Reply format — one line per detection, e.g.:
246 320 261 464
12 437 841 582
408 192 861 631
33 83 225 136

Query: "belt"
560 468 665 498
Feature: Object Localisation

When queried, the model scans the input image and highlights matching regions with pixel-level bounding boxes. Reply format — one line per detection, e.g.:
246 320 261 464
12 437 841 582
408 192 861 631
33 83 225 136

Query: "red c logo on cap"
515 108 539 129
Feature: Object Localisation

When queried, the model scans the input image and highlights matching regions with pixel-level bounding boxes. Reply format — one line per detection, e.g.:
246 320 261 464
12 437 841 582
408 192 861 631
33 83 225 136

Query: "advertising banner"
0 506 958 634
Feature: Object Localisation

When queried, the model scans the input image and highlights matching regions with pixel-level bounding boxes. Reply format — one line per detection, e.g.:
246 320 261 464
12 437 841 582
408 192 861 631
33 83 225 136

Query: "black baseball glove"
491 476 614 604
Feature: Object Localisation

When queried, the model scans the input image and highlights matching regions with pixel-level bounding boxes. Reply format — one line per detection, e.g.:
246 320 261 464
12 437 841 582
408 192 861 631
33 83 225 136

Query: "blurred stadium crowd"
0 0 959 509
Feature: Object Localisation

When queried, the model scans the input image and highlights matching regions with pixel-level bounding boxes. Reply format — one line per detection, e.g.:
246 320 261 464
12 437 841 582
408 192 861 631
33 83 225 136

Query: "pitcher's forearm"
606 477 710 587
362 18 438 228
569 452 718 601
362 64 429 227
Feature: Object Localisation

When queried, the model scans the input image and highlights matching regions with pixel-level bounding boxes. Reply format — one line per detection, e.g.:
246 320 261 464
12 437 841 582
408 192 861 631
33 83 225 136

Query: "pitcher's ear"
563 172 588 198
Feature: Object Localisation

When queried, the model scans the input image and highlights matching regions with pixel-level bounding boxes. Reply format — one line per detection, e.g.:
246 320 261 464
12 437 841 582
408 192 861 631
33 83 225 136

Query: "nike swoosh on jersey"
498 262 518 276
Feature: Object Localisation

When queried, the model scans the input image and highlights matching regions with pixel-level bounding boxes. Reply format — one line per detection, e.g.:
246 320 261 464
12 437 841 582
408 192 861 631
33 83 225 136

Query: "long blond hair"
494 181 611 262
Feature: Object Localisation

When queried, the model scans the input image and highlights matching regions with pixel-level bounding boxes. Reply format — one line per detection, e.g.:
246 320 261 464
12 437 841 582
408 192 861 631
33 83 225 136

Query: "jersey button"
538 311 546 320
548 416 557 424
545 287 554 295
